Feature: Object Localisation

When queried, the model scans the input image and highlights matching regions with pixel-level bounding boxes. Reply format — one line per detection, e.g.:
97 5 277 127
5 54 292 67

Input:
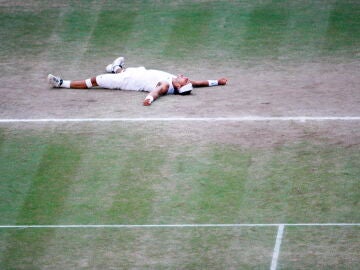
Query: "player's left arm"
143 81 169 106
190 78 228 87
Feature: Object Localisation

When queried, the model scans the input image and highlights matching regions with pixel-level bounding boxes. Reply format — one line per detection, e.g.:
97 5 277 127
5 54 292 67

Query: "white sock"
61 80 71 88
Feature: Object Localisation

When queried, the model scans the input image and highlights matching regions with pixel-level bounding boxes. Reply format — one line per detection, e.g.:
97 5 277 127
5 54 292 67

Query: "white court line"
270 224 285 270
0 223 359 229
0 116 360 123
1 223 358 269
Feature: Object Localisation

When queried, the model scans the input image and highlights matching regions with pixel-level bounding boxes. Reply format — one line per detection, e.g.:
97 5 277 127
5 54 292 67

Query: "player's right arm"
143 81 169 106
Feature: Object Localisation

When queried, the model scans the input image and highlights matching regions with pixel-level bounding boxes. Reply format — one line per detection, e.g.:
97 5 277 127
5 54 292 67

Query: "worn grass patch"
0 227 276 269
280 226 360 269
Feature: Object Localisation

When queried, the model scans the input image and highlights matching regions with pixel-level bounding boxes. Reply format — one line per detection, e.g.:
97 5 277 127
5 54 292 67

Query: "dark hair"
179 90 192 95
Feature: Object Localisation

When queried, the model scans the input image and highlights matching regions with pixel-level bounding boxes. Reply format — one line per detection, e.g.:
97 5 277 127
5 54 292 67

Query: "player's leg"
95 73 128 90
68 77 98 88
47 74 98 89
93 67 145 90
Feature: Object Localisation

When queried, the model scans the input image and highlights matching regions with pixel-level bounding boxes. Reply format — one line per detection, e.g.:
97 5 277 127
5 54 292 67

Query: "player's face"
177 74 190 87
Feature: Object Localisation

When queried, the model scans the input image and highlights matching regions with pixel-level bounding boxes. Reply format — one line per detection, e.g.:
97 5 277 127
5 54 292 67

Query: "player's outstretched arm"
190 78 228 88
143 81 169 106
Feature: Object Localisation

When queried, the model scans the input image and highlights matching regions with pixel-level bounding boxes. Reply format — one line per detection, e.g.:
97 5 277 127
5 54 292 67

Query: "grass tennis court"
0 122 359 269
1 0 359 269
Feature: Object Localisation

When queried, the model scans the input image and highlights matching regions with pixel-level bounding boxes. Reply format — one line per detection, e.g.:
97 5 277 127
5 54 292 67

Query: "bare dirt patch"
1 57 359 118
1 55 359 148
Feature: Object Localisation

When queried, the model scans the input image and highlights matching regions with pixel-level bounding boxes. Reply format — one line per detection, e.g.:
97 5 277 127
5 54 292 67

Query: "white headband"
178 83 193 94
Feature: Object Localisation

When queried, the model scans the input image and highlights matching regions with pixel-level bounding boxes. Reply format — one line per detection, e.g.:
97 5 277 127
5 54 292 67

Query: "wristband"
145 95 154 103
208 80 218 86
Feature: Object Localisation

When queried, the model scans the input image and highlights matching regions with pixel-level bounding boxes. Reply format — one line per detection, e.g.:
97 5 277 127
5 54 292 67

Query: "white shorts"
96 67 149 91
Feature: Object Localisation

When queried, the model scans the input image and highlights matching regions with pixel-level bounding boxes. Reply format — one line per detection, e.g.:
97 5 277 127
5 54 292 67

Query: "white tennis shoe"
105 56 125 73
47 74 63 87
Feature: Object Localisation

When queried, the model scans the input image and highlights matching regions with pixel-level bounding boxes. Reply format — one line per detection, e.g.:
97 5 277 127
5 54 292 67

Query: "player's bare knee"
91 77 98 86
85 77 98 88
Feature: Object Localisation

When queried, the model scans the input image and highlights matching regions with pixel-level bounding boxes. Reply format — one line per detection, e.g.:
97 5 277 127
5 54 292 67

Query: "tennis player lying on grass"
48 56 227 106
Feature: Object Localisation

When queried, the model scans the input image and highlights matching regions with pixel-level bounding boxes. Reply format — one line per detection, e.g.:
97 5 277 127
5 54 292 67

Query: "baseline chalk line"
0 116 360 123
0 223 359 229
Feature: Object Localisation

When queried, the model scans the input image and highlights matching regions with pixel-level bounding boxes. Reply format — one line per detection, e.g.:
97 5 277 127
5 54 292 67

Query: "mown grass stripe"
0 140 82 269
87 8 138 58
0 135 47 224
68 1 103 70
162 3 214 59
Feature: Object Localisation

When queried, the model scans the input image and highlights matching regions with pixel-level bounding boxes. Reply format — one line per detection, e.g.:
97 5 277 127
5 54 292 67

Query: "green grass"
0 10 57 58
1 0 358 66
243 143 360 223
0 124 359 268
1 126 358 225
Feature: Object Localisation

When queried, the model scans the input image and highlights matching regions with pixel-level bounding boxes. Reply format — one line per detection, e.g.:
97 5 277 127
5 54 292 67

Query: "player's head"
173 75 193 95
175 74 189 85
